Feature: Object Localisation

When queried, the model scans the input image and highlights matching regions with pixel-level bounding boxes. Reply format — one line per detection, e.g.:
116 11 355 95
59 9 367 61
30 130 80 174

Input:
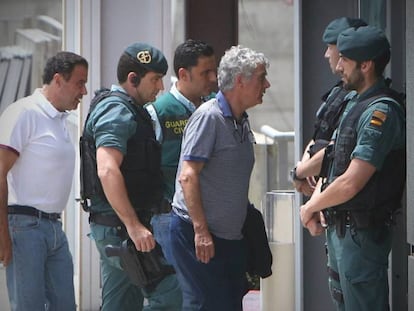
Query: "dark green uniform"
151 92 193 201
82 85 181 311
324 79 406 311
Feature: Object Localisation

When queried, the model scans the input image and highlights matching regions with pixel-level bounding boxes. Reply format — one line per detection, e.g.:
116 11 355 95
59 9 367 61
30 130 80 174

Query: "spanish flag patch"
370 110 387 127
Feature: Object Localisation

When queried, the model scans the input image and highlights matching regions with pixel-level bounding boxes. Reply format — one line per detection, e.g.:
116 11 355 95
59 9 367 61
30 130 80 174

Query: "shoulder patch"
370 110 387 127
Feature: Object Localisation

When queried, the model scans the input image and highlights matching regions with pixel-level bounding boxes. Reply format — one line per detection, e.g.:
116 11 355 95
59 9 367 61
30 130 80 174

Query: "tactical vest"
80 89 163 214
309 82 349 157
151 92 193 201
325 88 405 216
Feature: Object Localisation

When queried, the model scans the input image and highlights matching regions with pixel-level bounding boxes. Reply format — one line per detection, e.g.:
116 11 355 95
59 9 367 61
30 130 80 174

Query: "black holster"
335 212 347 239
323 209 349 239
105 239 175 292
320 144 334 178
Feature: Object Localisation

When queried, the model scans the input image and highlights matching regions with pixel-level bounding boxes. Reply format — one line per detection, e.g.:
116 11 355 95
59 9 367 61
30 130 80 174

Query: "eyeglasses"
233 118 256 144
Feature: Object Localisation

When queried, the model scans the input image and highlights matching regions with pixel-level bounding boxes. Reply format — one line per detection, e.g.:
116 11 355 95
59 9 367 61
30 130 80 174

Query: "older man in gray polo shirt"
170 45 270 311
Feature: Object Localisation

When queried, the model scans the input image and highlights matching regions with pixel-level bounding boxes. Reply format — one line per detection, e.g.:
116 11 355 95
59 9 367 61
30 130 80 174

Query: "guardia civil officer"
300 26 405 310
145 39 217 267
81 43 181 310
292 17 366 199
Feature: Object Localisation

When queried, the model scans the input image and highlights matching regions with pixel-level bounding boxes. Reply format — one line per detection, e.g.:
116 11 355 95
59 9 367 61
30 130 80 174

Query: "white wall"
100 0 172 89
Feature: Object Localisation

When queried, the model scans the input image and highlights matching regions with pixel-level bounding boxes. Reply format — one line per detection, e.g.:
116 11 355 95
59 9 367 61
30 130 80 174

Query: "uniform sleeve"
89 101 137 155
351 101 405 169
181 111 216 162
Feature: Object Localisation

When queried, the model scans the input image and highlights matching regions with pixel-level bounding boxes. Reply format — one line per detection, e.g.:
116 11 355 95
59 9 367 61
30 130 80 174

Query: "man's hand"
0 148 17 267
0 228 12 266
300 202 314 227
305 213 325 236
178 160 215 263
292 162 316 196
293 179 314 196
300 203 325 236
306 176 317 188
127 224 156 252
194 229 215 264
319 211 327 228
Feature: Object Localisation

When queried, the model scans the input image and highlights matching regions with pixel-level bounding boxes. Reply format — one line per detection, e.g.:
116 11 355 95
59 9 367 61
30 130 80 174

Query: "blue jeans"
151 212 175 266
6 215 76 311
170 213 247 311
89 222 182 311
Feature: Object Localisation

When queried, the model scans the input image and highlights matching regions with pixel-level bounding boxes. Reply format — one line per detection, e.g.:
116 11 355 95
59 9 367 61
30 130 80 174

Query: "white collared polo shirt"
0 88 75 213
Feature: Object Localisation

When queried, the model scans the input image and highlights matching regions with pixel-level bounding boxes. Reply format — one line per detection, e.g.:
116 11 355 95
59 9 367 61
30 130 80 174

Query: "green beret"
322 17 367 44
124 42 168 75
337 25 390 62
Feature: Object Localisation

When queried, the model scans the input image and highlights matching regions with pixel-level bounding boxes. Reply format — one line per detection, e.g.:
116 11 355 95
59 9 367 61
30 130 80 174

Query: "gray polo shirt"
172 91 255 240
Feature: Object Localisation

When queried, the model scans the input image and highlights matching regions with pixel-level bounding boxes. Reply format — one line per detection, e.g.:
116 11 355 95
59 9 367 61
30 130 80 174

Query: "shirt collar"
170 82 197 113
217 91 249 120
357 77 387 101
35 88 69 120
111 84 127 94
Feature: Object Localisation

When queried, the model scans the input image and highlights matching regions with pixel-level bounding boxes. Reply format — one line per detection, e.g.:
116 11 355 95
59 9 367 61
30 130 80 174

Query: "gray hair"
218 45 269 92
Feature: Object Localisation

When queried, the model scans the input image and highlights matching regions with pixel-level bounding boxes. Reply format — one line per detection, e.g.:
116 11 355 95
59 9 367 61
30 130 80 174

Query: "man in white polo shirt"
0 51 88 311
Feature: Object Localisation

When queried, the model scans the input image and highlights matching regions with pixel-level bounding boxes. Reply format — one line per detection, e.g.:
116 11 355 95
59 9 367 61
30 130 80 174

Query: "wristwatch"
290 166 306 181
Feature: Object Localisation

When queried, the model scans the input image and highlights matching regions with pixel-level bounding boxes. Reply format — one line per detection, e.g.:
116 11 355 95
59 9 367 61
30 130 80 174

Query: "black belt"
8 205 61 221
89 213 123 227
323 210 351 227
323 209 389 229
89 213 128 239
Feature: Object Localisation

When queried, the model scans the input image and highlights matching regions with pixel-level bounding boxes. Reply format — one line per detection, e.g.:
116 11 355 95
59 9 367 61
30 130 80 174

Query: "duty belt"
323 208 391 238
323 210 351 227
89 210 153 228
323 210 351 238
89 213 123 227
8 205 61 221
89 213 128 239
